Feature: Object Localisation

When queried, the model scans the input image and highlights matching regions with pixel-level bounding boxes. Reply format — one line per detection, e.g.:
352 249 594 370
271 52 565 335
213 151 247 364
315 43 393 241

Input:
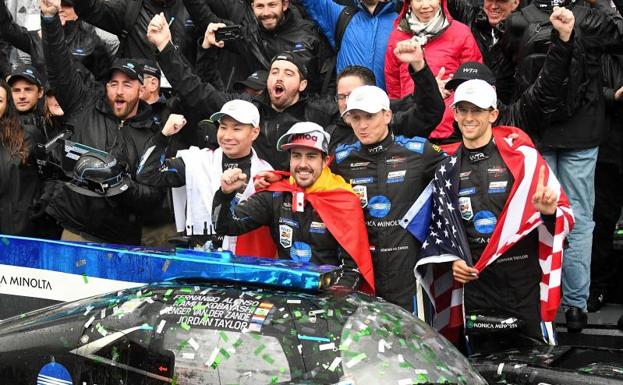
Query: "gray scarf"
403 7 450 45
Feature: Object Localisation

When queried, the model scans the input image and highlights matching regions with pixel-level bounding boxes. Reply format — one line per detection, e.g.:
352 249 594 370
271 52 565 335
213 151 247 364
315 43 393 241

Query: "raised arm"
71 0 126 35
296 0 344 48
390 40 444 138
41 0 94 115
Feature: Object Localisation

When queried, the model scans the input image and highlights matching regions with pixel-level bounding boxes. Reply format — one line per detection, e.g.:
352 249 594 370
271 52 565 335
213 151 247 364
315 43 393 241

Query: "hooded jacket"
42 14 164 244
296 0 398 89
384 0 483 139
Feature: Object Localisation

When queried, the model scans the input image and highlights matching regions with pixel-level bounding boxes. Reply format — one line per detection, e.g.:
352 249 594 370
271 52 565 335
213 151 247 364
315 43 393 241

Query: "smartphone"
215 25 243 42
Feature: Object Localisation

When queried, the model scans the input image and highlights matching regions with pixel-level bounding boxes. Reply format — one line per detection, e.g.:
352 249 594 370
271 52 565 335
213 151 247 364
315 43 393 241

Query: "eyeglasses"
454 106 493 115
334 93 350 102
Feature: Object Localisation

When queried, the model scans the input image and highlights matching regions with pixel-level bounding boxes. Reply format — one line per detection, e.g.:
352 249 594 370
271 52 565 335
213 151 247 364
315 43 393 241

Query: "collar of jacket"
255 91 308 116
362 132 394 155
97 98 155 129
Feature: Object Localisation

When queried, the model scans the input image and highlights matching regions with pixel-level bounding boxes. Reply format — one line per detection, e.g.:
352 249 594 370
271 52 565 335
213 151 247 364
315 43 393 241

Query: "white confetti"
319 343 335 351
188 338 199 351
204 348 219 367
287 300 301 304
328 357 342 372
182 352 195 360
84 316 95 329
156 320 167 334
100 309 106 319
398 379 413 385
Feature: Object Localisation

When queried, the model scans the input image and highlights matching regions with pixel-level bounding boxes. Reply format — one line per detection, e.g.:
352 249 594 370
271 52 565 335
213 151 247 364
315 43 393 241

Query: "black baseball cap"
7 65 43 88
445 62 496 91
60 0 74 6
270 52 307 80
108 58 143 84
233 70 268 91
140 60 161 80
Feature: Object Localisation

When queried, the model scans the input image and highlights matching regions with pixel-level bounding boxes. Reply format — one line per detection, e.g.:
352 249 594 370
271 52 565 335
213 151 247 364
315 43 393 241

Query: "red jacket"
384 0 482 139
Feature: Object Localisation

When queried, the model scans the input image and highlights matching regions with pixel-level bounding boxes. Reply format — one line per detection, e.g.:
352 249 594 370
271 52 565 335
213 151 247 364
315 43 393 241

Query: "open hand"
253 171 282 190
435 67 452 99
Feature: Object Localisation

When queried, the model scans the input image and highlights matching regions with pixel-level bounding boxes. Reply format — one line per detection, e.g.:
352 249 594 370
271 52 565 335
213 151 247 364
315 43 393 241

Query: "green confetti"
270 376 279 384
164 289 173 298
193 304 207 312
201 314 210 323
180 287 192 293
219 331 229 342
174 297 185 305
177 340 189 351
180 323 191 331
233 338 243 348
262 353 274 365
220 348 231 359
254 344 266 355
82 273 88 284
294 310 302 318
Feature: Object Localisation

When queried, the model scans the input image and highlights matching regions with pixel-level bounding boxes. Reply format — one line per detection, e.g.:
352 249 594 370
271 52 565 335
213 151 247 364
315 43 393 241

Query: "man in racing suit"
331 84 446 311
213 122 375 292
450 78 573 350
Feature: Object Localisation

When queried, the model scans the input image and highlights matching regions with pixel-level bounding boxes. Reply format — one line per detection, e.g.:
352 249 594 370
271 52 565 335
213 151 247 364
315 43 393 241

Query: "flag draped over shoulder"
401 126 574 341
260 168 376 295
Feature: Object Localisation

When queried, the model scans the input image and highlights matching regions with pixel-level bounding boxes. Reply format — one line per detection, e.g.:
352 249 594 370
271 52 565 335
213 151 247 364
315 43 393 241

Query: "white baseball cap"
341 85 391 117
451 79 497 110
210 99 260 127
276 122 331 153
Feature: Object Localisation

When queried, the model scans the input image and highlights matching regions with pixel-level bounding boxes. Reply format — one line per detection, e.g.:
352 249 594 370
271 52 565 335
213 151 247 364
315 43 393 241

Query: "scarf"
403 7 450 45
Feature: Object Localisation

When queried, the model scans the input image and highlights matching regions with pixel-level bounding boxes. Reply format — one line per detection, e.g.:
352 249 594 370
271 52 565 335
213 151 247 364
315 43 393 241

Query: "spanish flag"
261 168 375 295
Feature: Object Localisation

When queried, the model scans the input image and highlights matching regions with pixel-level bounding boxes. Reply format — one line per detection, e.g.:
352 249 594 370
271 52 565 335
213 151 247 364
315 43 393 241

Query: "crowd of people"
1 0 623 352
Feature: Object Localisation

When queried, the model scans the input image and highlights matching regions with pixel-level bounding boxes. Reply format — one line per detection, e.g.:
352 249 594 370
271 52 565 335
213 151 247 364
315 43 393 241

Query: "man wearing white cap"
214 122 376 293
333 85 446 311
421 78 574 351
137 99 276 256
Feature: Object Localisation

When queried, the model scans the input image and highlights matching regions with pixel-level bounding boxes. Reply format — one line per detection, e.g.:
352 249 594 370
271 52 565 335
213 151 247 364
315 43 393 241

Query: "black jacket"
72 0 197 61
504 3 623 149
41 14 164 244
0 1 112 81
184 0 333 93
0 122 46 236
327 64 444 153
599 54 623 169
330 133 446 311
156 41 337 170
446 0 516 104
213 189 361 289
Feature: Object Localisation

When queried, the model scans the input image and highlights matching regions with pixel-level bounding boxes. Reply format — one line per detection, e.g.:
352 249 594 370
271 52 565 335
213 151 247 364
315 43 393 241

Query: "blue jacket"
298 0 398 90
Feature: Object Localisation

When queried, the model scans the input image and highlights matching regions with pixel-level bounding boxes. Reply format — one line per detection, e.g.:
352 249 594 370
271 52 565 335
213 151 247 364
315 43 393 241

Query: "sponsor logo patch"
368 195 391 218
279 225 293 248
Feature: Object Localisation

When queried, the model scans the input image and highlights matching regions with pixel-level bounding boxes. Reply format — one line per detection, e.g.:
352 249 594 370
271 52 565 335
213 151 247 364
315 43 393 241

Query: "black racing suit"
331 133 446 310
213 188 361 289
456 139 554 343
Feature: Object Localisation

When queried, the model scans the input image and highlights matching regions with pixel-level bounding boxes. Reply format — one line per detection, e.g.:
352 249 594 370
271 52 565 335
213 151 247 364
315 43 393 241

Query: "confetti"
188 338 199 351
162 260 171 272
328 357 342 372
180 323 191 331
75 259 86 267
84 316 95 329
297 334 331 343
205 348 219 367
319 343 335 351
82 273 88 284
345 353 366 368
287 300 301 304
156 320 167 334
95 323 108 336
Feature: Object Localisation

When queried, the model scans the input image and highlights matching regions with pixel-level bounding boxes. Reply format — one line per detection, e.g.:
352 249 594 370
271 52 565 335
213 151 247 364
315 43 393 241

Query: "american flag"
401 127 574 343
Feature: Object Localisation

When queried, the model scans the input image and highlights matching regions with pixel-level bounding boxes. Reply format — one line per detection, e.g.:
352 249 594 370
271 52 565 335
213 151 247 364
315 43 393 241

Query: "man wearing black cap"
39 0 164 245
147 16 337 170
232 70 268 96
7 65 44 115
438 13 577 154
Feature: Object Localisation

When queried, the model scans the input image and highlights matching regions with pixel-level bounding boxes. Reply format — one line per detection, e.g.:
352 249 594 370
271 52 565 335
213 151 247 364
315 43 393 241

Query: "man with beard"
39 0 164 244
147 13 336 170
189 0 333 93
213 122 375 293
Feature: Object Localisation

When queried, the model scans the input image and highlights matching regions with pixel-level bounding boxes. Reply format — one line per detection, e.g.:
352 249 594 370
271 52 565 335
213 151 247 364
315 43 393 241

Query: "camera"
215 25 243 42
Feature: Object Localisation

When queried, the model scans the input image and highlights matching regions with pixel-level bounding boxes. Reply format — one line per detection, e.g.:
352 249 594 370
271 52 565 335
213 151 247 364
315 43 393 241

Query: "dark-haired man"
40 0 164 244
214 122 375 292
147 14 337 170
